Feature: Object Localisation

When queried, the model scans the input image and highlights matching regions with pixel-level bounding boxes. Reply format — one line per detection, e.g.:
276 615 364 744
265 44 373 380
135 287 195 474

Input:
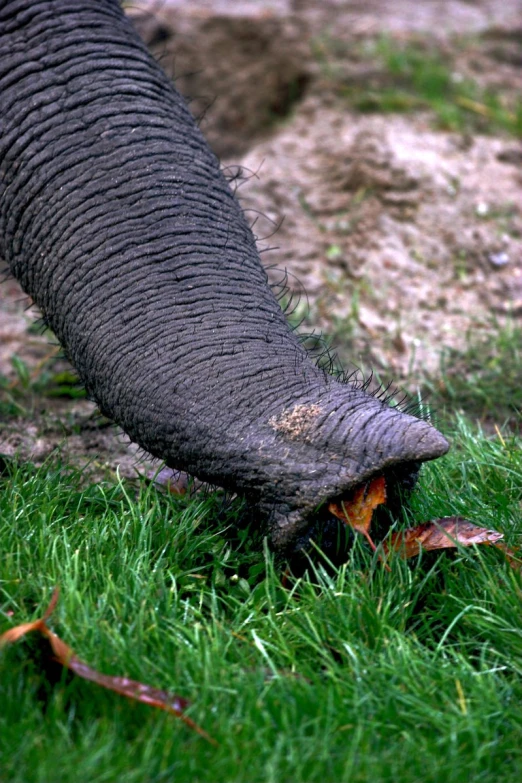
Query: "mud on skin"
0 0 449 558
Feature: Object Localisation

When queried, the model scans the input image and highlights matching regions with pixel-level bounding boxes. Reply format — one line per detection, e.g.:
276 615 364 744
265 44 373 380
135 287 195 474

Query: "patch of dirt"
236 104 522 380
129 5 311 157
0 277 157 479
0 279 50 373
269 403 322 440
0 400 153 480
1 0 521 473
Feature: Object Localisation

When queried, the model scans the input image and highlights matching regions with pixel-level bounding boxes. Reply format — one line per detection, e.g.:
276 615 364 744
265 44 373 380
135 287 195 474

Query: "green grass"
423 320 522 426
1 414 522 782
315 35 522 138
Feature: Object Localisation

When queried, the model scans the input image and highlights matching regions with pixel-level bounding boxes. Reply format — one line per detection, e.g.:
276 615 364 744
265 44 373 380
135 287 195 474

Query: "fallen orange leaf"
383 516 504 559
0 588 216 745
329 476 387 552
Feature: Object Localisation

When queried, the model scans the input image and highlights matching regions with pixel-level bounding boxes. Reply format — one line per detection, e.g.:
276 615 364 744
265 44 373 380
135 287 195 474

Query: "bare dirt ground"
238 109 522 379
1 0 521 474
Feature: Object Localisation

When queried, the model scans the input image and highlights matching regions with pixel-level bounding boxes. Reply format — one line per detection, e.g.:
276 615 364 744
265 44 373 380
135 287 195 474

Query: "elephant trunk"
0 0 448 554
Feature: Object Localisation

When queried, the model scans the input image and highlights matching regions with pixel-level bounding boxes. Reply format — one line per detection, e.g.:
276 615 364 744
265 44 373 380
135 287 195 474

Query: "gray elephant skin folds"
0 0 448 555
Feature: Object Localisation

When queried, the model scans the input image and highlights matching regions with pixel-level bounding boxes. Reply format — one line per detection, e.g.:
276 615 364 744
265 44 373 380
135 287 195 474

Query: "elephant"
0 0 448 558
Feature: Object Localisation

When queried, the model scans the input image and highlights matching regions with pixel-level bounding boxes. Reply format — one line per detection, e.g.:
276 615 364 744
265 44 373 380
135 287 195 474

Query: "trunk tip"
414 420 450 461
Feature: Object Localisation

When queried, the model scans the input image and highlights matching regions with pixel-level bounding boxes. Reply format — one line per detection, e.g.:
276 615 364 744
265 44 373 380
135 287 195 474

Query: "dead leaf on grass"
327 482 514 575
328 476 387 552
0 588 216 745
383 516 504 559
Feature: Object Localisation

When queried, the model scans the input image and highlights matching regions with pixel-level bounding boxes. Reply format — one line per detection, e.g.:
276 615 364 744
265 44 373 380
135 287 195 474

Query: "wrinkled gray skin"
0 0 448 554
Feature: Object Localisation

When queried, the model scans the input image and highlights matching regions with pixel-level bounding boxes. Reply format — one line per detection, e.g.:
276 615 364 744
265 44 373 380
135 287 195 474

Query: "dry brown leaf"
329 476 387 552
383 516 504 559
0 588 216 745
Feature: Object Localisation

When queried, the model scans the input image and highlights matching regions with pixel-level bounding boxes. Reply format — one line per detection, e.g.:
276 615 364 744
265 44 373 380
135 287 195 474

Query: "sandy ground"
1 0 521 473
237 107 522 379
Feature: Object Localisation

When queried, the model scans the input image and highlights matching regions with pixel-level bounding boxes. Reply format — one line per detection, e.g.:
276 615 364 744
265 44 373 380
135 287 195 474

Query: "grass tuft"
314 34 522 138
2 415 522 781
423 319 522 426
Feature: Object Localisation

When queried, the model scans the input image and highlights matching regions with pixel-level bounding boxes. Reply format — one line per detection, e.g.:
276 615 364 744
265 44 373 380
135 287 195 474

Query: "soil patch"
236 104 522 381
